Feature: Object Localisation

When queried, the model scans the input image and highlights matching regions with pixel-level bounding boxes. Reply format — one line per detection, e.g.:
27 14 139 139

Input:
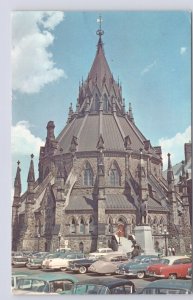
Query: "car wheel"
79 266 87 274
137 271 145 279
168 274 177 279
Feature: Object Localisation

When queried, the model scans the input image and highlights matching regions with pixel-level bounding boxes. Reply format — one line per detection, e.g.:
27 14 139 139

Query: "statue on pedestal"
139 198 148 225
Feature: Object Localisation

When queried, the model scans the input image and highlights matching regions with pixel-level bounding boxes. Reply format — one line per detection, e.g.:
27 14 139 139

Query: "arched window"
79 218 85 234
109 162 120 186
94 94 100 111
89 216 94 233
83 162 93 186
108 217 113 234
103 94 108 112
70 218 76 234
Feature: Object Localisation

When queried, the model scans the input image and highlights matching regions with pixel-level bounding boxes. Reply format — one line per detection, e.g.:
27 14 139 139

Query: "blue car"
116 255 159 279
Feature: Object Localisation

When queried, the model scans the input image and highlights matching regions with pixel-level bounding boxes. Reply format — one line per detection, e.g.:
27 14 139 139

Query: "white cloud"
159 126 191 170
12 11 65 94
180 47 187 55
141 60 157 76
12 121 44 155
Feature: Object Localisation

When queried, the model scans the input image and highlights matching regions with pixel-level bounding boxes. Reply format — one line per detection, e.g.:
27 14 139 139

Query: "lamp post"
58 232 61 251
163 229 169 256
37 233 40 252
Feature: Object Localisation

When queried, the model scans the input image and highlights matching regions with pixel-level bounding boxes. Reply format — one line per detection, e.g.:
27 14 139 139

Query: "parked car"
12 273 79 295
116 254 159 278
56 247 72 253
88 254 129 275
12 256 29 267
68 257 98 274
116 256 161 279
146 256 192 279
11 271 33 290
42 252 64 269
186 267 192 279
140 279 192 294
26 252 50 269
89 248 114 259
43 252 85 271
60 278 136 295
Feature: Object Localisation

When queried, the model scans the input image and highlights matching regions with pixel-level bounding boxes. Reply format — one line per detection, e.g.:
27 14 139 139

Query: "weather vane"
96 15 104 37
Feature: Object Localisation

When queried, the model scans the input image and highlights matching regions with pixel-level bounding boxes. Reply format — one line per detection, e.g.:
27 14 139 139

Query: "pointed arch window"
79 218 85 234
109 162 120 186
83 162 93 186
70 218 76 234
108 217 113 234
103 94 109 112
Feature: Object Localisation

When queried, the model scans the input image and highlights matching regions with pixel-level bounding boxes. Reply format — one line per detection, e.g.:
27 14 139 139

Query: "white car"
43 252 85 270
89 248 124 260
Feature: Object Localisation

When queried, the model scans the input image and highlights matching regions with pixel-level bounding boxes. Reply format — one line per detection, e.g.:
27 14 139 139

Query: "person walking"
171 247 175 256
168 247 172 256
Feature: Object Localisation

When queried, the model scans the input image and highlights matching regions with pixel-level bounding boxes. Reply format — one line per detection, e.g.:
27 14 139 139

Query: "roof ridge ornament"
96 15 104 38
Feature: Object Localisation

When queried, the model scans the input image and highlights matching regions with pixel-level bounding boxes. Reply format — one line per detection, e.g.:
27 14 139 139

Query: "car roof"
74 278 134 288
19 273 79 282
12 271 33 276
161 256 189 262
143 279 192 290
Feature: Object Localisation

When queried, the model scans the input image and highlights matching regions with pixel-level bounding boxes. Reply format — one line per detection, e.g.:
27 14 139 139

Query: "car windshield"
159 259 170 265
73 284 109 295
17 279 49 293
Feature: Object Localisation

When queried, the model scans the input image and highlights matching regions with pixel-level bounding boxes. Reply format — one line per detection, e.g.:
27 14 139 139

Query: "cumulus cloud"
180 47 187 55
12 11 65 94
159 126 191 170
12 121 44 155
141 60 157 76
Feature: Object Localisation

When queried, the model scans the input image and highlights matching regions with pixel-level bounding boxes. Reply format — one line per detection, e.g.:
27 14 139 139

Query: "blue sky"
12 11 191 193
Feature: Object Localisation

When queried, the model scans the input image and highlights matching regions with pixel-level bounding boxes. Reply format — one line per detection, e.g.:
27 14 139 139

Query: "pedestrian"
168 247 172 256
171 247 175 256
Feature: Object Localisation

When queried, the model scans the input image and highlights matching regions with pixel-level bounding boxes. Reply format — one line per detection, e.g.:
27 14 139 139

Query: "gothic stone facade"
12 30 191 254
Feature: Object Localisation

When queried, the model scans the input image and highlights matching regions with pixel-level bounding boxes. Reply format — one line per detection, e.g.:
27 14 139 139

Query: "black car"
61 278 136 294
69 258 97 274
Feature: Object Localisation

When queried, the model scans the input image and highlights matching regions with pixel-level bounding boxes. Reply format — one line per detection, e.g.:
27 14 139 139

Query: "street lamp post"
163 229 169 256
37 233 40 252
58 233 61 251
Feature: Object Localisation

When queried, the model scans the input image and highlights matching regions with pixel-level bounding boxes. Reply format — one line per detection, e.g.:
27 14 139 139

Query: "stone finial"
46 121 55 140
128 102 134 123
167 153 174 184
69 136 78 153
124 135 131 150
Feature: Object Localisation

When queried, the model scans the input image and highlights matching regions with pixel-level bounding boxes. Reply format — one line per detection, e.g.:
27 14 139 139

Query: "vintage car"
43 252 85 271
140 279 192 294
12 256 29 267
68 257 98 274
42 252 65 269
116 254 159 278
11 271 33 290
12 273 79 295
88 248 115 259
186 267 192 279
26 252 50 269
146 256 192 279
60 278 136 295
88 254 129 275
116 256 161 279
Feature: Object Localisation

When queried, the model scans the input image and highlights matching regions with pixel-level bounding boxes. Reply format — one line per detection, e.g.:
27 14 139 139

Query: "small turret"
128 102 134 123
27 154 35 192
167 153 174 186
46 121 55 141
13 160 21 206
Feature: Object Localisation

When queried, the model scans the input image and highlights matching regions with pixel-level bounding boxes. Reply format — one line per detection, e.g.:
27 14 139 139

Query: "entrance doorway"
117 223 125 237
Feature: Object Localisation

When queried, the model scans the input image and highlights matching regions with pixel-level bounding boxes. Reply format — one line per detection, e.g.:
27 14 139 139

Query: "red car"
146 256 192 279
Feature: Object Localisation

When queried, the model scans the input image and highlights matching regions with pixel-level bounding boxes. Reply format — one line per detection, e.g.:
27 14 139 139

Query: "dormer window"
109 162 121 186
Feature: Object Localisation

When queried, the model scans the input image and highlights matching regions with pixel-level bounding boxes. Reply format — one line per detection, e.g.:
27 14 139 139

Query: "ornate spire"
27 154 35 183
167 153 174 184
67 103 73 123
14 160 21 197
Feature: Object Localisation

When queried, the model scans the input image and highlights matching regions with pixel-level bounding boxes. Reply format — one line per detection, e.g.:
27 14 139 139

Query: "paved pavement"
12 266 152 293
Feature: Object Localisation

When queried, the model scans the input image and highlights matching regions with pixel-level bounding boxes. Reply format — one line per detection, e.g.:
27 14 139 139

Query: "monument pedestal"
135 225 156 255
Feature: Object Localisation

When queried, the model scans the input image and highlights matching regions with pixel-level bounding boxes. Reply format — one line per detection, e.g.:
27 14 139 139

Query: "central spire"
96 15 104 46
